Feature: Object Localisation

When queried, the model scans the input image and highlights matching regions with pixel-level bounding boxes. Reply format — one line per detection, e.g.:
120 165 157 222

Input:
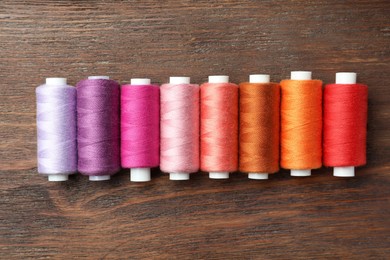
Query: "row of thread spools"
36 71 368 182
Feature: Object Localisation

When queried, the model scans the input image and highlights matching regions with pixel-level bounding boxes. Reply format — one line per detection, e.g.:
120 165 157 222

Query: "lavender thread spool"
36 77 77 181
76 76 120 181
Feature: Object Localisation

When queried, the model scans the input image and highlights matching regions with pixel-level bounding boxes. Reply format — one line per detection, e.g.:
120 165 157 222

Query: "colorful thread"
160 78 200 178
121 80 160 181
76 76 120 180
280 74 323 172
239 78 280 177
200 76 239 176
36 78 77 181
324 77 368 169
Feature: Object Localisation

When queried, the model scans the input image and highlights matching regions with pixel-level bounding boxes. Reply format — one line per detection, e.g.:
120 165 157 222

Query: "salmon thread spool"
239 74 280 180
323 72 368 177
160 76 200 180
200 75 239 179
280 71 323 177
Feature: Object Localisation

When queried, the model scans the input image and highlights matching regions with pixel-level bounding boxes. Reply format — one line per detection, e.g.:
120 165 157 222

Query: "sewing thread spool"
280 71 322 177
324 72 368 177
239 74 280 180
200 75 239 179
121 78 160 182
160 77 200 180
36 77 77 181
76 76 120 181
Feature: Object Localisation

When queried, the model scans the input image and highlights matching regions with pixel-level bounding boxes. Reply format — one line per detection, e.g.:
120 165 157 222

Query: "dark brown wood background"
1 0 389 259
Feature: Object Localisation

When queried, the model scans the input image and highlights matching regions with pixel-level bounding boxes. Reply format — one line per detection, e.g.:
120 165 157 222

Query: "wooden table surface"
1 0 389 259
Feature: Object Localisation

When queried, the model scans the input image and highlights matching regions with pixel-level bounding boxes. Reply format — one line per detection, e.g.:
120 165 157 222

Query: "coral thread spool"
36 77 77 181
200 75 239 179
280 71 323 177
323 72 368 177
239 74 280 180
77 76 120 181
121 78 160 182
160 77 200 180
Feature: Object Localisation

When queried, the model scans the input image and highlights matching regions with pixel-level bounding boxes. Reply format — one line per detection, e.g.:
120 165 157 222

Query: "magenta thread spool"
121 78 160 182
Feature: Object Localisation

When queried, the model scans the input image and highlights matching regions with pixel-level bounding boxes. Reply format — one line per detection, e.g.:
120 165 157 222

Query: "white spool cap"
170 172 190 180
131 168 151 182
336 72 357 84
289 71 313 177
209 172 229 179
48 174 68 182
169 77 190 84
291 71 312 80
88 76 110 80
248 173 269 180
46 78 67 85
131 78 151 85
208 75 229 83
333 72 357 177
208 75 230 179
249 74 270 83
89 175 110 181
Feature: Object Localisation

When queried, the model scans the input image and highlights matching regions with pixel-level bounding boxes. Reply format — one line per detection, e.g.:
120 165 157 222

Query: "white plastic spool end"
291 169 311 177
89 175 111 181
131 78 151 85
130 168 151 182
248 173 269 180
333 72 357 177
88 76 110 80
208 75 229 83
209 172 229 179
291 71 312 80
289 71 313 177
169 77 190 84
249 74 270 83
335 72 357 84
169 172 190 180
334 166 355 177
46 78 67 85
48 174 68 182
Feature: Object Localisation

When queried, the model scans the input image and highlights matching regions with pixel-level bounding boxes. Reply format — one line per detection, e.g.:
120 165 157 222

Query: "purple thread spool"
36 77 77 181
76 76 120 181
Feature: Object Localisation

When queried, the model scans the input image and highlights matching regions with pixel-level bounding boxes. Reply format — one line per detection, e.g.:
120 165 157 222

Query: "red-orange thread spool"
239 74 280 179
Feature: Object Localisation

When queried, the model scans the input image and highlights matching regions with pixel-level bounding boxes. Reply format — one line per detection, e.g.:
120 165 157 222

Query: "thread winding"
323 83 368 167
36 82 77 175
200 82 239 172
239 82 280 173
121 84 160 168
280 79 323 170
76 78 120 176
160 83 200 173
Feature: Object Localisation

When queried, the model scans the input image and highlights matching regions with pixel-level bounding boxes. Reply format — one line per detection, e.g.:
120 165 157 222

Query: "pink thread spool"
121 78 160 182
160 77 200 180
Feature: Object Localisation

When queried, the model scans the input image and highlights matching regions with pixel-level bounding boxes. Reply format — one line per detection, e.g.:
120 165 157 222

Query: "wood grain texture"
0 0 389 259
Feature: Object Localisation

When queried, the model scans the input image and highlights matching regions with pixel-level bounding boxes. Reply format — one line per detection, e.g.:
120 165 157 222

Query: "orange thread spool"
239 75 280 179
280 71 322 176
200 75 239 179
